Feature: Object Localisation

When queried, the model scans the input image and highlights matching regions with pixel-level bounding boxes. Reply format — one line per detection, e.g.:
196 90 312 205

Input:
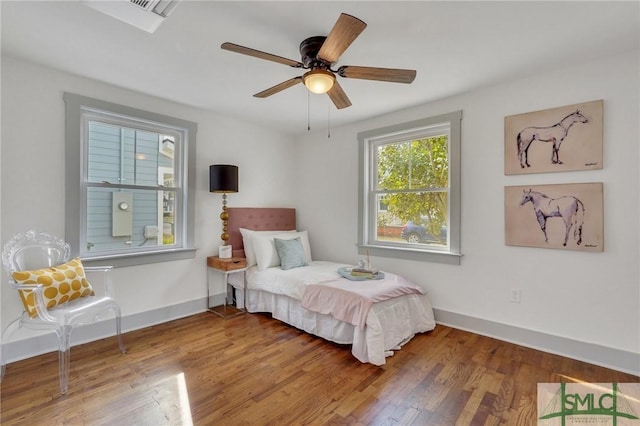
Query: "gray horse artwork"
520 189 584 246
516 110 589 168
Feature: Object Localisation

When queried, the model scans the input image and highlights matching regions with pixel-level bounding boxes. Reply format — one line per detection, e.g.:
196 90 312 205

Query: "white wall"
2 50 638 374
294 50 640 374
1 56 296 347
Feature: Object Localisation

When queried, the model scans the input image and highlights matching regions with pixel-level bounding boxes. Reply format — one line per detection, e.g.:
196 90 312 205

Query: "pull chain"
327 104 331 139
307 91 311 131
306 94 333 137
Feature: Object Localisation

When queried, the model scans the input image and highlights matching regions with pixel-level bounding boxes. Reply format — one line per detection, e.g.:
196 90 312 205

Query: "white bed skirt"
239 287 436 365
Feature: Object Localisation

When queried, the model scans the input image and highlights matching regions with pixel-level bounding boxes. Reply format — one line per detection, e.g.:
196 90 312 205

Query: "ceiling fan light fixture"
222 13 415 110
303 69 335 94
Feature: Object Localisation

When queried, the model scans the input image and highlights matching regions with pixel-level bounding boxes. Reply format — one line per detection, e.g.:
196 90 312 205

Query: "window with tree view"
377 130 449 248
358 111 461 264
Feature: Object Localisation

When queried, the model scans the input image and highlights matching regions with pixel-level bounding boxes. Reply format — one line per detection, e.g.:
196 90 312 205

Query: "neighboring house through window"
357 111 462 265
64 93 197 267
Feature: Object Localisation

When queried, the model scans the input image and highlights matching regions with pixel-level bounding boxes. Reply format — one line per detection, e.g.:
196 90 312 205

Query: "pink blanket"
300 273 424 330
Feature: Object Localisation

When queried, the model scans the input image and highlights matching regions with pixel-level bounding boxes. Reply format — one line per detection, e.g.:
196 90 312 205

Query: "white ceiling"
2 1 639 136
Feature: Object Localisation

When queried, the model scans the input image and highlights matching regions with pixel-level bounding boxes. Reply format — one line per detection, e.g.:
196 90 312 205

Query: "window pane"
87 122 175 187
377 142 408 190
410 137 448 188
161 189 175 245
86 187 175 253
375 191 448 248
376 194 404 242
377 135 448 191
87 122 122 184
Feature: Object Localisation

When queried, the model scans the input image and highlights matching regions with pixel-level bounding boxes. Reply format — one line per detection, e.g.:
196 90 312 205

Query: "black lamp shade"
209 164 238 193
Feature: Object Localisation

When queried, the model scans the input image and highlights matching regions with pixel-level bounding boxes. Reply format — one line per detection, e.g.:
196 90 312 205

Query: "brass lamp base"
220 193 229 243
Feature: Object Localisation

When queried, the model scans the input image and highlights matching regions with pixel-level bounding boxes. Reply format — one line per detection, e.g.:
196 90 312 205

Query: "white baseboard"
433 308 640 376
4 302 638 377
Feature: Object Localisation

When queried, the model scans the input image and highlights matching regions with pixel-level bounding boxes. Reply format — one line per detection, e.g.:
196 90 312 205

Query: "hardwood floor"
1 312 637 425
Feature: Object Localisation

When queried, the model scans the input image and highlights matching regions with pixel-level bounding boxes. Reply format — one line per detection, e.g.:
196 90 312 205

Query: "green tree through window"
377 135 448 243
358 111 461 265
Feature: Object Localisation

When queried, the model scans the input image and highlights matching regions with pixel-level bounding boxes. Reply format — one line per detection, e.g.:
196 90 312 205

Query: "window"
64 93 197 267
357 111 462 265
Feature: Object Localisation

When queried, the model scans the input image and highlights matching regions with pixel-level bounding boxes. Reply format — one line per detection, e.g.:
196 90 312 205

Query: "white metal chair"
1 230 126 394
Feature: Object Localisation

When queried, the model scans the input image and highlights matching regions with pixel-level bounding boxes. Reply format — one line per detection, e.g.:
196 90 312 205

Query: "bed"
225 207 436 365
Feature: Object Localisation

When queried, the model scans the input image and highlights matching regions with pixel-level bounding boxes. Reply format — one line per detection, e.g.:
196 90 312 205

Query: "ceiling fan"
221 13 416 110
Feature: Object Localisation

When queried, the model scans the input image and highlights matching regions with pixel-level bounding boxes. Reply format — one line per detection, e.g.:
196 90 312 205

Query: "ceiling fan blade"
254 76 303 98
337 66 416 84
317 13 367 64
221 42 303 68
327 81 352 109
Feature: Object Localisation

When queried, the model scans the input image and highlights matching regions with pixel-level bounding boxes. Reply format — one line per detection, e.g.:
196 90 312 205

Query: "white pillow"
253 231 312 271
239 228 295 267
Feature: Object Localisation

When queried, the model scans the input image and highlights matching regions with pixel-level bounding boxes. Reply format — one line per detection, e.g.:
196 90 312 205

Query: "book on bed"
350 268 381 279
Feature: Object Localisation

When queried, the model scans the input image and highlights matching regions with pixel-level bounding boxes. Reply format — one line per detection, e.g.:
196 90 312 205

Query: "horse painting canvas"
505 183 603 252
519 189 584 247
505 100 603 175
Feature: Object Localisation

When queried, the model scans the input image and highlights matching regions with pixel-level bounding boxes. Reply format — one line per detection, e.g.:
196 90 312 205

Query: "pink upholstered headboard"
227 208 296 258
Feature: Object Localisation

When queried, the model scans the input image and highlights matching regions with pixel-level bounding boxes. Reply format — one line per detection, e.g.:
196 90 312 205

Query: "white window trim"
64 93 197 267
357 111 463 265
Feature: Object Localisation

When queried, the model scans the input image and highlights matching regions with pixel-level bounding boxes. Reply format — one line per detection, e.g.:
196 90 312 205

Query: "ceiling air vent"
130 0 152 9
83 0 181 33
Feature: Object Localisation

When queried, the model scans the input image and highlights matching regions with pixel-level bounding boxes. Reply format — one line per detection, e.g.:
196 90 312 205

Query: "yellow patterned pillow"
11 258 95 317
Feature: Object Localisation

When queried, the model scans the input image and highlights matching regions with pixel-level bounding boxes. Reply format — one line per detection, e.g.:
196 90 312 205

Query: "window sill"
357 244 461 265
82 247 197 268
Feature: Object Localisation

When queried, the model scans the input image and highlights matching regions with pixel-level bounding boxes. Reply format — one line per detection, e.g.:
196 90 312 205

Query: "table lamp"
210 164 238 258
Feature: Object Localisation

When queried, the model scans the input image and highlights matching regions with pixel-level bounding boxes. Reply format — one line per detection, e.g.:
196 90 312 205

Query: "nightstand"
206 256 247 318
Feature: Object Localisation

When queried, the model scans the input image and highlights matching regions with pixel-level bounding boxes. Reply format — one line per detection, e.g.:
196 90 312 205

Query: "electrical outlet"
511 288 521 303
